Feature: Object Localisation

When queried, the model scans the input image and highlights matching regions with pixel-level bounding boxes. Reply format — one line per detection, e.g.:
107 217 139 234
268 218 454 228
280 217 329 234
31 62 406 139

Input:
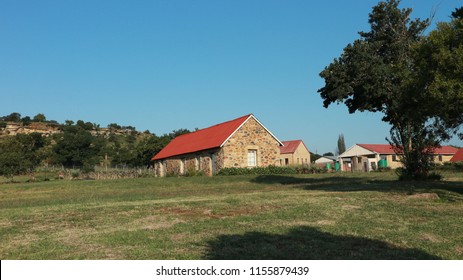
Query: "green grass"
1 172 463 259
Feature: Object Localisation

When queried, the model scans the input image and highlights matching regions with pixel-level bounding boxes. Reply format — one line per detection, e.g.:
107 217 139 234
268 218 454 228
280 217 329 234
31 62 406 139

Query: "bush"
377 166 392 172
397 167 442 181
71 170 80 179
185 168 204 177
439 162 463 172
217 165 326 176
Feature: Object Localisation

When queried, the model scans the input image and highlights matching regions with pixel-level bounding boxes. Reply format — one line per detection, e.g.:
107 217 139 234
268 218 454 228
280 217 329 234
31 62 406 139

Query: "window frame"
247 149 257 167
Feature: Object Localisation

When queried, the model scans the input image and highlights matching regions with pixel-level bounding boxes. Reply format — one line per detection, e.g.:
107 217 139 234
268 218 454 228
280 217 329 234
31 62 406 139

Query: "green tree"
337 134 346 155
413 7 463 140
317 0 463 178
3 112 21 122
0 138 28 180
53 124 101 170
0 133 47 180
21 116 32 126
33 113 47 122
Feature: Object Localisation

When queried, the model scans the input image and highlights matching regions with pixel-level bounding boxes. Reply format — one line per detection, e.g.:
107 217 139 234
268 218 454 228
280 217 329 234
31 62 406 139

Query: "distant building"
450 148 463 162
152 114 283 176
279 140 311 166
338 144 458 172
314 155 337 165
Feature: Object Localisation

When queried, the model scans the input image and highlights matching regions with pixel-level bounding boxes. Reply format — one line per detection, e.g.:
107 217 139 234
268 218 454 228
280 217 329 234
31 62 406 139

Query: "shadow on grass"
250 175 463 198
203 226 440 260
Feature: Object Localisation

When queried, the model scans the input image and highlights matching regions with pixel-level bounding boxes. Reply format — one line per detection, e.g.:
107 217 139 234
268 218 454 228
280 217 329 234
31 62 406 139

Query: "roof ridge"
152 113 256 160
171 114 253 139
191 114 252 133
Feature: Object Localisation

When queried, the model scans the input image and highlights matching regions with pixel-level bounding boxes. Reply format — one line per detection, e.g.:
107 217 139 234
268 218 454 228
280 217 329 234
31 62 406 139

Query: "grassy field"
1 172 463 259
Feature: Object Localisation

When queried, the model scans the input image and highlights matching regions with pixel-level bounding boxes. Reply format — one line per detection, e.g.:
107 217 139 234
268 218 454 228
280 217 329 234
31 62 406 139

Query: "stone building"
279 140 311 166
152 114 283 176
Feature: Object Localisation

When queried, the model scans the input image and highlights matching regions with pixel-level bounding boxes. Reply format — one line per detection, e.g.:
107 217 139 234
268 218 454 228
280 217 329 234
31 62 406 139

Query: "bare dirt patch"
420 233 443 243
342 205 361 210
407 193 439 200
316 220 336 226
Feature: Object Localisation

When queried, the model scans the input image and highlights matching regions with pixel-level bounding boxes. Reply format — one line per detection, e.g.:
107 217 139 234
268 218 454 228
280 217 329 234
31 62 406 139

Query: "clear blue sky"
1 0 462 154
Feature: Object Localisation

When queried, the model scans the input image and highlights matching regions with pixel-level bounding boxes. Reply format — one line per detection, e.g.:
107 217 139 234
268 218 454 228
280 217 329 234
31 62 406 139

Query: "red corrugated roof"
358 144 458 155
280 140 304 154
437 146 459 154
450 148 463 162
152 114 252 160
152 114 284 161
358 144 396 154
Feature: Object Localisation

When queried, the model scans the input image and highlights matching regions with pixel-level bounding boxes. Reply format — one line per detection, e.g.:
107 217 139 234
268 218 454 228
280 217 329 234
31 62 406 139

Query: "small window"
438 155 443 162
247 150 257 167
392 155 398 162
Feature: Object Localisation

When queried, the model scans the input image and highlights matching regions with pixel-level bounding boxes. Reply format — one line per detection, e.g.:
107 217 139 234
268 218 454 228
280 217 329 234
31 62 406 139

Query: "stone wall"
221 117 281 168
154 148 221 177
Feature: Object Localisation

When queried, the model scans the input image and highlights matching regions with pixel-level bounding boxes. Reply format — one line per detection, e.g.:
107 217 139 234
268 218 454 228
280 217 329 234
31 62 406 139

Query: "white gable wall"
339 144 375 158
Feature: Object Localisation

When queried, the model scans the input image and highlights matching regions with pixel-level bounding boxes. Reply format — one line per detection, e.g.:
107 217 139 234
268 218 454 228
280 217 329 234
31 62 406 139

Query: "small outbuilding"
279 140 311 166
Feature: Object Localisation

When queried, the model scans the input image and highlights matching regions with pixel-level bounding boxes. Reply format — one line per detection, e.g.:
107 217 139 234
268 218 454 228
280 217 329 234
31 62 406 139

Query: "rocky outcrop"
0 122 61 137
0 122 139 138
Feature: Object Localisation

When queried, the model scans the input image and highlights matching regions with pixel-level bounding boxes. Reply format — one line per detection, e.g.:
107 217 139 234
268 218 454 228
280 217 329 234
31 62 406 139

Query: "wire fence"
35 165 156 180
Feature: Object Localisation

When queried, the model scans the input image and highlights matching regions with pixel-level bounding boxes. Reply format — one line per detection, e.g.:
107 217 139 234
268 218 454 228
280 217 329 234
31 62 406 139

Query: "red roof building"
279 140 311 166
339 144 458 172
450 148 463 162
357 144 457 155
152 114 283 176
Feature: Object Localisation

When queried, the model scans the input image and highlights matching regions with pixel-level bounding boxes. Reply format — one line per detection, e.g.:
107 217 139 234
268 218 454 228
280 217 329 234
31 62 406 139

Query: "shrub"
378 166 392 172
217 165 326 176
71 170 80 179
439 162 463 171
397 167 442 181
185 168 204 177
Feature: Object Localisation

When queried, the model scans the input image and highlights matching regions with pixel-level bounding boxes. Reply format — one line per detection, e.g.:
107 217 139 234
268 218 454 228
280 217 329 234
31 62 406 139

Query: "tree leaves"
317 0 462 178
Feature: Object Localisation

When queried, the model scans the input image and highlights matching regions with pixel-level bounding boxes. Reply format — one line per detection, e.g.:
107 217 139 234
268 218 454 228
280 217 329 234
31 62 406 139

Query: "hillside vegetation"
0 112 190 178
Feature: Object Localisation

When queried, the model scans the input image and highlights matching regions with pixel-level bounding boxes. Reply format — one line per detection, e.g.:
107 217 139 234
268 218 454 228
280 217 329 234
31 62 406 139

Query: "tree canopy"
318 0 463 178
337 134 346 155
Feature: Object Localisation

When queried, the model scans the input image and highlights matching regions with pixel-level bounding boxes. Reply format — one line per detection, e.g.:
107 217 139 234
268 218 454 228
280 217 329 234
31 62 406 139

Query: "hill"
0 112 190 176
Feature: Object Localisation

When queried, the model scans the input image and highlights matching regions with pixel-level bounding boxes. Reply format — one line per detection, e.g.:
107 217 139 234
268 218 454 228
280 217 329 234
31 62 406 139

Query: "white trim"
220 114 284 148
247 149 257 167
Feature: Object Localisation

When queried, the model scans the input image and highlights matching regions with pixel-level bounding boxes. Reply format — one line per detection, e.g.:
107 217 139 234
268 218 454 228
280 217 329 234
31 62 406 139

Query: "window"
438 155 443 162
247 150 257 167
